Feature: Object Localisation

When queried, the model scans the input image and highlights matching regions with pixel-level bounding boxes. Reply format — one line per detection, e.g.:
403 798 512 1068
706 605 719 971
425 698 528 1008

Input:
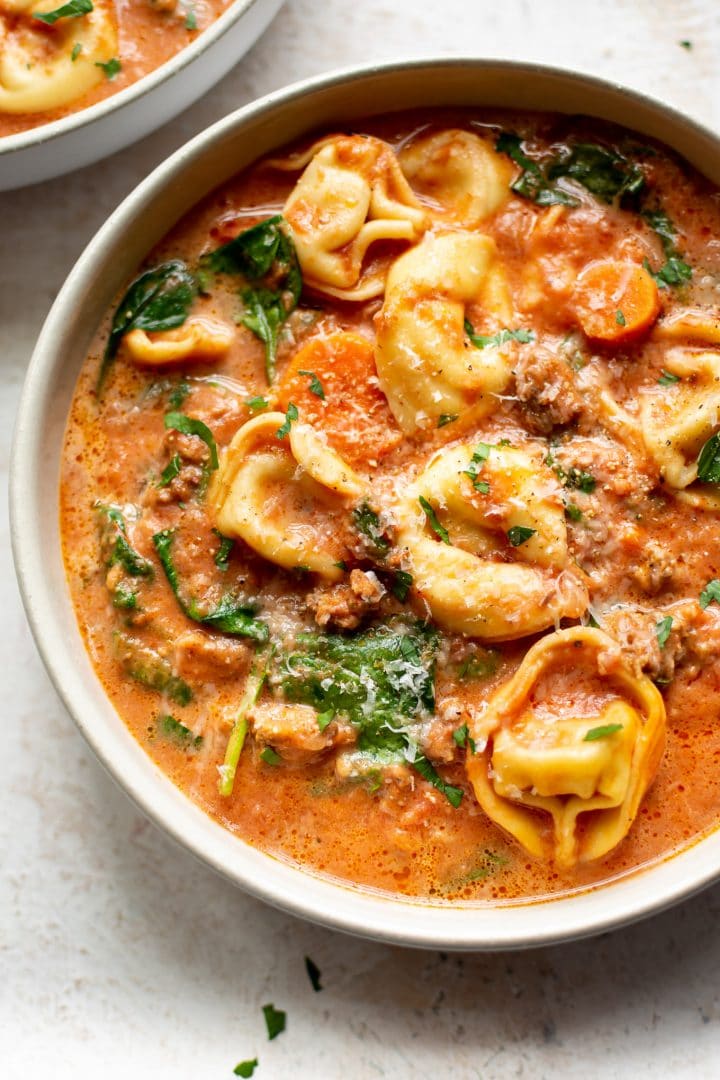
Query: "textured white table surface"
4 2 720 1077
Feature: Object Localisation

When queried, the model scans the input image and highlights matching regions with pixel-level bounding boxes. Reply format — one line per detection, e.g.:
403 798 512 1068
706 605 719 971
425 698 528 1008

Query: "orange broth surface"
60 109 720 903
0 0 234 138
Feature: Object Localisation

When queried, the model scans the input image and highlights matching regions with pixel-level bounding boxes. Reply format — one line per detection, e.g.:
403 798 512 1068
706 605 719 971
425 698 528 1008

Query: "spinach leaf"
496 132 578 206
700 579 720 609
33 0 92 23
114 632 192 705
419 496 450 544
352 501 391 556
96 503 153 577
163 411 218 471
275 402 298 440
642 209 693 288
276 620 437 761
201 216 301 381
412 754 463 808
547 142 645 204
390 569 413 602
157 453 182 488
697 432 720 483
655 615 673 648
100 260 196 390
152 528 268 643
158 714 203 749
213 530 234 571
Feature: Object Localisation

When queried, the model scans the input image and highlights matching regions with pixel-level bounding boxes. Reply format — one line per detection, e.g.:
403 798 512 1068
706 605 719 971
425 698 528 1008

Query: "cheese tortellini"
124 316 234 366
398 129 513 227
465 627 666 866
394 442 588 640
374 231 515 433
640 348 720 508
209 412 365 580
0 0 117 114
279 135 429 301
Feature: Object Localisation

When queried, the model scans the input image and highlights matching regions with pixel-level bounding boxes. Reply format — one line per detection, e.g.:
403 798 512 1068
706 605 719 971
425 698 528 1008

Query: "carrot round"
275 331 402 467
573 260 660 343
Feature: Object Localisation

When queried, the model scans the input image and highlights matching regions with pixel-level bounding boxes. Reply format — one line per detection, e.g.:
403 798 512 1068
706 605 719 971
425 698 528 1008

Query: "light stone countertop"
4 2 720 1076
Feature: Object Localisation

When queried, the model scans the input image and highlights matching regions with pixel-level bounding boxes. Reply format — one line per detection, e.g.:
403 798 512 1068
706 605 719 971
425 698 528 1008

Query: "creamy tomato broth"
60 111 720 902
0 0 233 136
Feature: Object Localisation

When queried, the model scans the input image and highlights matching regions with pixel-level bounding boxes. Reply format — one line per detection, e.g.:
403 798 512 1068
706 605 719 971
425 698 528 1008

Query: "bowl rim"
12 55 720 951
0 0 265 157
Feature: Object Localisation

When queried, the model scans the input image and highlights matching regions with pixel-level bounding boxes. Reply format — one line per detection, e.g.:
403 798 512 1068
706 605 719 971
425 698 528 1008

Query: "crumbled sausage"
308 569 386 629
514 346 583 432
250 701 355 764
173 629 251 683
631 539 675 595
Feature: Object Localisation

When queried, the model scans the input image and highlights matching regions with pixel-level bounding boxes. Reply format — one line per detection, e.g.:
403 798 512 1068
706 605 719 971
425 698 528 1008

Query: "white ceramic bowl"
0 0 283 191
12 58 720 949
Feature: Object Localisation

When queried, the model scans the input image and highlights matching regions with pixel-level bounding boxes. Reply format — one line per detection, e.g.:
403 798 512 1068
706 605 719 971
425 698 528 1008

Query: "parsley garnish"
352 501 391 556
642 209 692 287
462 441 491 492
584 723 623 741
95 57 121 80
656 615 673 648
419 496 450 544
700 579 720 609
159 713 202 749
33 0 92 23
262 1004 286 1040
390 569 413 602
213 530 234 572
438 413 458 427
465 319 534 349
316 709 334 732
260 746 282 766
565 502 583 522
297 369 325 399
233 1061 258 1078
452 723 476 754
615 309 626 326
658 369 680 386
697 432 720 484
276 403 298 440
245 395 269 411
184 7 197 29
70 42 82 61
96 503 153 578
507 525 536 546
679 39 692 50
305 956 323 992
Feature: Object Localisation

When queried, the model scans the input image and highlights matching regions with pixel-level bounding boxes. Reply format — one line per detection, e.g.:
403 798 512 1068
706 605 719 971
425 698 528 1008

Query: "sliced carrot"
573 260 660 343
275 331 402 467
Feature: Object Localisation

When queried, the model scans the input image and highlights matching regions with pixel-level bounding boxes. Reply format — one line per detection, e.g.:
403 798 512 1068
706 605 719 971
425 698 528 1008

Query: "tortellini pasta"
640 348 720 508
374 231 515 433
124 317 234 366
209 412 365 580
394 442 588 640
0 0 117 114
465 627 666 866
279 134 429 301
398 128 513 226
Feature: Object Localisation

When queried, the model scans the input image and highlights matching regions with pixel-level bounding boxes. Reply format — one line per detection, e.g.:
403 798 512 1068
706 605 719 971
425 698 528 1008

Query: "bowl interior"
12 58 720 949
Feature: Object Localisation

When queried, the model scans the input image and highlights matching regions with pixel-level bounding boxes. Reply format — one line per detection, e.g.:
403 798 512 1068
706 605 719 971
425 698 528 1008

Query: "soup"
0 0 234 137
60 110 720 903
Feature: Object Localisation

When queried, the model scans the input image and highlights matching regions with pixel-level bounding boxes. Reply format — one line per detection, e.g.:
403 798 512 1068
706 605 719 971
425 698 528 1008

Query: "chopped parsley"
458 650 499 679
95 57 122 80
213 530 234 572
507 525 536 547
696 432 720 484
700 579 720 609
259 746 282 766
438 413 458 427
352 501 391 556
262 1004 286 1041
584 723 624 741
70 42 83 61
390 569 413 602
658 369 680 386
233 1061 258 1078
462 441 491 493
297 369 325 398
305 956 323 992
33 0 92 23
679 39 692 49
276 403 298 440
565 502 583 522
464 319 534 349
615 309 626 326
316 710 334 732
184 7 197 29
452 723 477 754
245 395 269 411
656 615 673 648
419 496 451 544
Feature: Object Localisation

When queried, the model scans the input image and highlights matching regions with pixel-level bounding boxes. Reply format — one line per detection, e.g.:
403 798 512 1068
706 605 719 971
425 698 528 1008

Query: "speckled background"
4 2 720 1076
